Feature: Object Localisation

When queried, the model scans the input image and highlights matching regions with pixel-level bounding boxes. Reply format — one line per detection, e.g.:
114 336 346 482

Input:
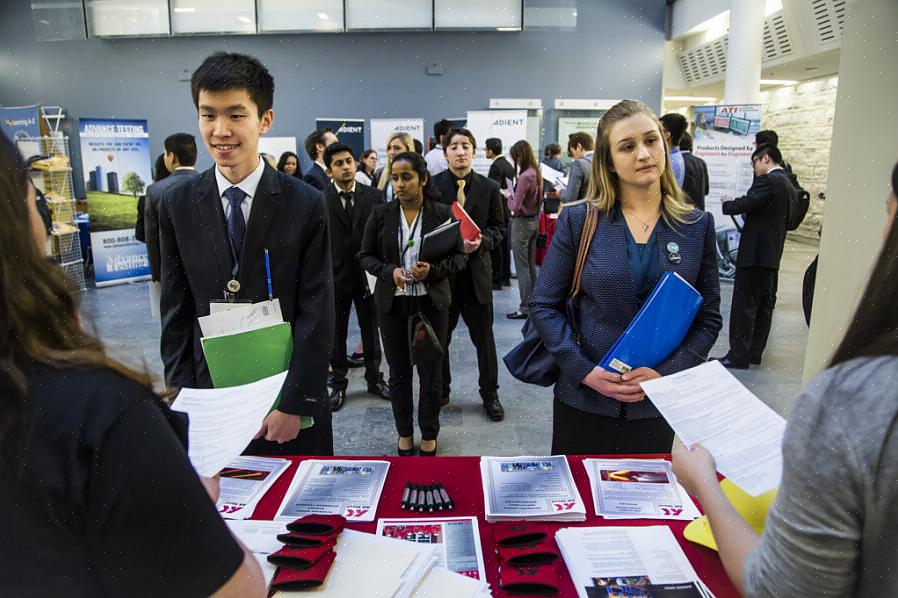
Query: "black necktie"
340 191 354 222
223 186 247 263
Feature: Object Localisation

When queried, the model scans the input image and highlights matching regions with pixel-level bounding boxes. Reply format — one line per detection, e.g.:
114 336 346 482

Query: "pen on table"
407 484 418 511
400 482 411 510
431 483 445 511
437 484 454 510
264 248 273 301
416 485 427 512
425 485 435 512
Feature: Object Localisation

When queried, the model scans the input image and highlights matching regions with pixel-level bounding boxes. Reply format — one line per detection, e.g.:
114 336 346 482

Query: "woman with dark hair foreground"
0 135 263 596
673 160 898 596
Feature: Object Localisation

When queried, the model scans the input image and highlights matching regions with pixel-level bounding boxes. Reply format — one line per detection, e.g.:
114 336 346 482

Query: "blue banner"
316 118 366 160
0 105 42 142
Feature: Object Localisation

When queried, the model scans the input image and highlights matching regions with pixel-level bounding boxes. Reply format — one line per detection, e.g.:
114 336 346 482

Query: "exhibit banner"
0 105 43 143
315 118 365 160
370 118 424 168
557 115 604 168
465 110 528 176
693 104 762 278
79 118 152 286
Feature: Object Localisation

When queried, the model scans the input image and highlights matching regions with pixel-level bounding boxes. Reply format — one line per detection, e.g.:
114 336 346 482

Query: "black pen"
407 484 418 510
432 483 445 511
416 484 427 511
437 484 454 510
425 485 435 512
400 482 411 510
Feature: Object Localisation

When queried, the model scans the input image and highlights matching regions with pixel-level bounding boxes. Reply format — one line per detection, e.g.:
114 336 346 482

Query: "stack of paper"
640 360 786 496
582 458 700 521
216 456 291 519
410 567 493 598
170 371 289 477
539 163 568 190
480 455 586 522
225 520 282 590
274 460 390 523
556 526 714 598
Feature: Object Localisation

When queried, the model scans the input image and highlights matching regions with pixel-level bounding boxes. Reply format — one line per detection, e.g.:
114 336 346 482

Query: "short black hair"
659 113 688 146
153 154 169 182
433 119 452 144
413 138 424 154
191 52 274 118
752 143 783 165
755 130 779 147
568 131 594 152
305 129 330 161
544 143 561 157
323 142 355 169
443 128 477 151
163 133 197 166
485 138 502 155
679 131 693 152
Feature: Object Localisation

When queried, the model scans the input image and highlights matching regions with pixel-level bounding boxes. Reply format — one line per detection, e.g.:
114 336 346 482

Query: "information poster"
79 118 152 286
1 105 44 144
315 118 365 160
465 110 528 176
557 115 604 168
370 118 424 168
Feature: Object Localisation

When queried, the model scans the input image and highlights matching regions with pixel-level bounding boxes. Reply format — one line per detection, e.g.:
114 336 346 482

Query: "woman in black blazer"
359 151 465 456
530 100 722 455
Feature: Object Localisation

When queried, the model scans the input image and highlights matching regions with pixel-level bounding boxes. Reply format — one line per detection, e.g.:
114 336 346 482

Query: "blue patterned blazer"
530 202 722 419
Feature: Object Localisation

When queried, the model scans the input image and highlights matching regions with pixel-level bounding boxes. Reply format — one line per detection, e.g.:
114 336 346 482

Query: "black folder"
419 220 461 262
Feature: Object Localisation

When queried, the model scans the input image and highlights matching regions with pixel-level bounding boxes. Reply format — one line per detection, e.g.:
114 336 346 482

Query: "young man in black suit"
431 128 506 421
486 137 515 289
715 144 794 369
322 142 390 411
679 132 709 210
158 52 335 455
302 129 338 191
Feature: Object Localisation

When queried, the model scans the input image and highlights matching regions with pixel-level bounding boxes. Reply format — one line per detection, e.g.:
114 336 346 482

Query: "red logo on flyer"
552 501 576 511
661 507 684 516
344 508 369 518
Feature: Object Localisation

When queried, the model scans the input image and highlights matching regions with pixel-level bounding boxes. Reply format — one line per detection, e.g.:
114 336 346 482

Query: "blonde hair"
586 99 695 226
377 132 416 191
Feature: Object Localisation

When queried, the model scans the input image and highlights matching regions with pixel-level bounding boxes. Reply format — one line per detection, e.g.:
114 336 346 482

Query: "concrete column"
802 0 898 381
723 0 764 104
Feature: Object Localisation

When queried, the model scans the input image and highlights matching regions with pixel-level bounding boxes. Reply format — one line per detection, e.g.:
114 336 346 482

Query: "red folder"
451 202 481 242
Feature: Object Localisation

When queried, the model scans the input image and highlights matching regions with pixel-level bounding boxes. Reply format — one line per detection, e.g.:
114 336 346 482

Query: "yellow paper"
683 478 778 551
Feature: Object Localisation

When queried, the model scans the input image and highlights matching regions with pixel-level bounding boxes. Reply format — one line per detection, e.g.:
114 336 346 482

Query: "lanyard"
399 210 421 265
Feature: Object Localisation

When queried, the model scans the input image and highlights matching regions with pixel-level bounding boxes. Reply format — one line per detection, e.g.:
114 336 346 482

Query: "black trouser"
442 269 500 400
329 289 383 390
380 295 446 441
728 266 778 366
245 401 334 456
550 395 674 455
491 216 512 284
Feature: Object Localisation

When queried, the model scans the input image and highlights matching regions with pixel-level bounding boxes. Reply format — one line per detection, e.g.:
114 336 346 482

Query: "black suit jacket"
302 163 329 191
358 199 466 315
324 182 384 297
430 170 506 304
488 156 516 219
681 152 709 211
144 169 200 281
158 163 334 416
722 168 793 270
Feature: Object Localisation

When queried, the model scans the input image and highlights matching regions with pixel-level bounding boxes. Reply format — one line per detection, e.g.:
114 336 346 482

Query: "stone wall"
760 76 838 243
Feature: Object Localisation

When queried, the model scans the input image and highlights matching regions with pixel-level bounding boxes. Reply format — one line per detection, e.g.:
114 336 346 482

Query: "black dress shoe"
482 396 505 421
714 356 749 370
346 354 364 368
419 442 437 457
506 311 527 320
750 356 762 365
328 387 346 412
398 446 415 457
367 380 392 400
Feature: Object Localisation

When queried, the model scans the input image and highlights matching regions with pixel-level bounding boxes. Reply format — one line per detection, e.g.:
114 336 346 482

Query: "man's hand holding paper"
256 409 303 444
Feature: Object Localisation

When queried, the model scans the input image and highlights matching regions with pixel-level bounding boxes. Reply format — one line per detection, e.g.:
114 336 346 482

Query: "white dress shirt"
216 157 265 224
395 209 427 297
333 180 357 210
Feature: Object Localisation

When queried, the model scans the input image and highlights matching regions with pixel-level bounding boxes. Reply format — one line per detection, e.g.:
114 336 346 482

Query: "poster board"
465 110 528 176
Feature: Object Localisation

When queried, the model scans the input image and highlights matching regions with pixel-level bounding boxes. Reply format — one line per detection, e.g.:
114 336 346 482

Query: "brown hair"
567 131 594 152
587 99 694 226
377 132 415 192
510 140 543 188
0 135 154 441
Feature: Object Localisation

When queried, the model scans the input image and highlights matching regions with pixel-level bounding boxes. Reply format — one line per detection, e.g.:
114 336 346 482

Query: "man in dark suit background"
485 137 515 289
302 129 338 191
321 142 390 412
431 128 506 421
159 52 335 455
715 144 794 369
144 134 199 282
679 132 709 210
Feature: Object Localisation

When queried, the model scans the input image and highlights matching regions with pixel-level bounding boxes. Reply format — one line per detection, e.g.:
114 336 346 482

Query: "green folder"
201 322 314 429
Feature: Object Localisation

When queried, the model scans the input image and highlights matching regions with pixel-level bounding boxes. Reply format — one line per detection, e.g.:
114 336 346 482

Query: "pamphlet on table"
582 458 700 521
225 520 282 590
216 456 291 519
640 360 786 496
274 460 390 522
170 371 289 477
556 526 714 598
480 455 586 522
376 516 488 583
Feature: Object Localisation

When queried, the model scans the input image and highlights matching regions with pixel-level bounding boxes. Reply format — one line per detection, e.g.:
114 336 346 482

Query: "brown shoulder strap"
569 204 598 298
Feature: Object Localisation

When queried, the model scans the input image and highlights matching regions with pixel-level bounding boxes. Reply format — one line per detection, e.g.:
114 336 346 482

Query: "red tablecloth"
250 455 739 598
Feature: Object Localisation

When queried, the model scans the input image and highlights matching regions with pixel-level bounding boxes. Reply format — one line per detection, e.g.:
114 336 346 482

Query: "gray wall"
0 0 666 186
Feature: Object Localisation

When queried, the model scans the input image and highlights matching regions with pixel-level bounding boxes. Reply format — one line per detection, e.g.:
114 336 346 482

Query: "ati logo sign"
337 124 362 134
106 254 148 273
343 507 369 518
552 501 576 511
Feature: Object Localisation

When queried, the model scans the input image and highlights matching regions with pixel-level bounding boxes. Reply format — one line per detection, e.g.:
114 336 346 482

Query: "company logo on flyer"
343 506 370 519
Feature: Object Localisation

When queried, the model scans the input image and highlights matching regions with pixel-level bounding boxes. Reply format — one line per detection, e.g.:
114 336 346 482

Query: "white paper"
377 517 488 583
410 566 493 598
481 455 586 521
274 460 390 522
148 280 161 321
216 456 291 519
170 371 288 477
539 162 566 188
225 520 283 590
556 526 709 598
198 298 284 338
583 459 700 521
365 271 378 295
640 360 786 496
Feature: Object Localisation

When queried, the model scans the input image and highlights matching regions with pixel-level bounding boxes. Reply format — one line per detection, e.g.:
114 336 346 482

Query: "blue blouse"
614 208 660 303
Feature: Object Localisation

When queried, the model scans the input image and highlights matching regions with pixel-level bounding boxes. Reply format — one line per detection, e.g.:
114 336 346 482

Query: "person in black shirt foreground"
0 135 264 597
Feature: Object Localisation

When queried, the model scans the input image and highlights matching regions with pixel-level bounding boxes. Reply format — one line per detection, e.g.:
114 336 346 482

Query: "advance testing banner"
370 118 424 169
79 118 152 287
465 110 528 176
315 118 365 162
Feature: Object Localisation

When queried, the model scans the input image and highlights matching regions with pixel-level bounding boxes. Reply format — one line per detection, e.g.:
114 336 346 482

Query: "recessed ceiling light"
173 7 196 13
316 12 329 21
237 15 253 24
805 66 820 72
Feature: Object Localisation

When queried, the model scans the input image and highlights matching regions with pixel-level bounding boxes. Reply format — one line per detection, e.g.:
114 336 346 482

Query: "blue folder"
599 271 703 374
